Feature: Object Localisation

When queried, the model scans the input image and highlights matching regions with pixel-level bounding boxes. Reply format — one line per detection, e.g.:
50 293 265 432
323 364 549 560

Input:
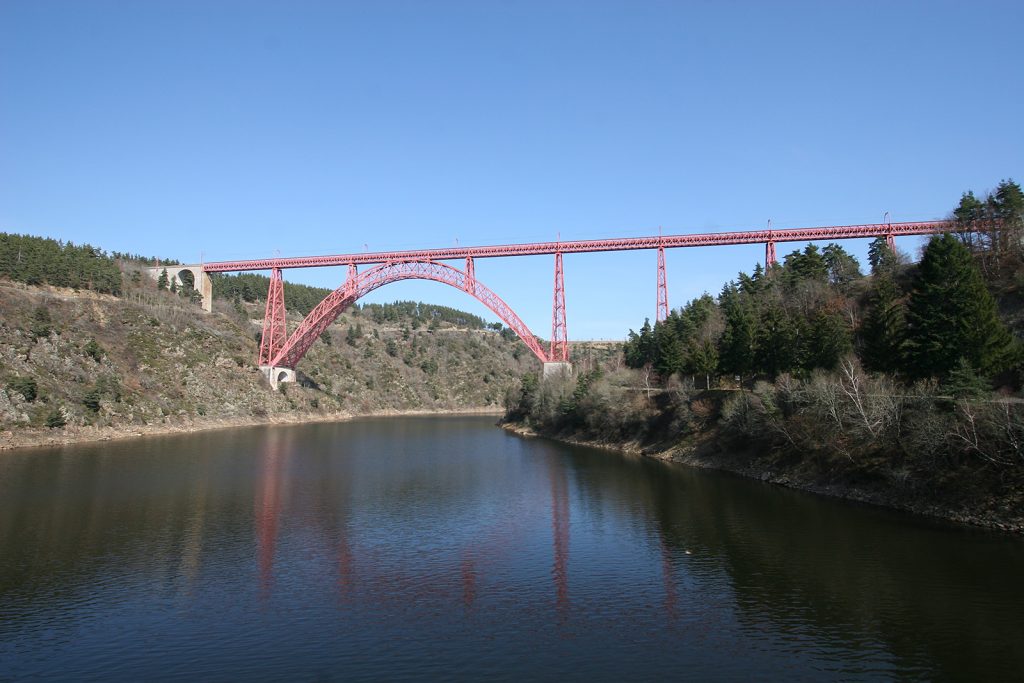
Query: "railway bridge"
147 219 958 387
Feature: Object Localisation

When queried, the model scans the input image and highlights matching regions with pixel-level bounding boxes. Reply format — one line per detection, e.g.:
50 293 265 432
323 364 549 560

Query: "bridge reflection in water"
251 423 601 622
1 416 1022 680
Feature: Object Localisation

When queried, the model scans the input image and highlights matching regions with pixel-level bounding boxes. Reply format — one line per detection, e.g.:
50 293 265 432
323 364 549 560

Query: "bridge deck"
200 220 955 272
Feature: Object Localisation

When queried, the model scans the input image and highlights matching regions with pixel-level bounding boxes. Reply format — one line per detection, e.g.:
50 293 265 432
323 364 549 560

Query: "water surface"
1 416 1021 680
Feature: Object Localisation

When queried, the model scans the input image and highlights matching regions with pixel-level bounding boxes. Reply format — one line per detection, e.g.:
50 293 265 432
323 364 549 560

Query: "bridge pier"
543 361 573 379
260 366 296 390
145 265 213 313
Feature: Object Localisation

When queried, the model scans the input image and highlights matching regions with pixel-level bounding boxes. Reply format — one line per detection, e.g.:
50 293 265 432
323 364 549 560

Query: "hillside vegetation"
0 236 553 446
504 180 1024 531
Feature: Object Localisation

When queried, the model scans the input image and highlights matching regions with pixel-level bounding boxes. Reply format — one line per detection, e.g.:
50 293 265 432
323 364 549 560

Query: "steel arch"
270 260 551 369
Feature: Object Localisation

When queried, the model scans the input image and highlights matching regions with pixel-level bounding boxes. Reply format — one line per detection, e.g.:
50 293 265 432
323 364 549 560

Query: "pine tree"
755 302 798 377
45 406 66 428
952 191 988 256
955 191 985 224
751 263 765 286
943 358 990 398
992 179 1023 221
30 305 52 340
8 376 37 402
623 330 641 367
624 319 656 368
637 318 655 365
674 294 717 344
84 338 103 362
822 243 862 288
718 288 756 382
689 339 719 389
904 234 1017 379
803 309 851 371
990 179 1024 274
860 273 905 373
654 322 684 378
785 244 829 283
868 237 899 274
157 268 169 290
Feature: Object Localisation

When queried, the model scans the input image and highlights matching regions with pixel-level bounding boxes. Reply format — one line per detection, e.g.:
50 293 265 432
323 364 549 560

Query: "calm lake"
1 415 1021 681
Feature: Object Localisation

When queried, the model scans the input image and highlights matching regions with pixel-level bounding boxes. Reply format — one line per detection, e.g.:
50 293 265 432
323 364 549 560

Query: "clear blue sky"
2 1 1021 339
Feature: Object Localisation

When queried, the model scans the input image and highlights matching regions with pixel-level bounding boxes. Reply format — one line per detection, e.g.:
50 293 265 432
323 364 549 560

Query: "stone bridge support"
260 366 296 390
543 362 573 379
146 265 213 313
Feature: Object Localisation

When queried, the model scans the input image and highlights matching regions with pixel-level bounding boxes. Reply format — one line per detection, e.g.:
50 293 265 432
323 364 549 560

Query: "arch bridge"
148 219 963 386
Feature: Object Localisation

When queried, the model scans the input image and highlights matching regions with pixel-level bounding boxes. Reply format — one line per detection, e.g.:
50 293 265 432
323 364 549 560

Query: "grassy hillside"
0 251 552 441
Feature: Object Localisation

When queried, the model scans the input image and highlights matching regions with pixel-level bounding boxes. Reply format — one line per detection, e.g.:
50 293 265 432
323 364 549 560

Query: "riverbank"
501 421 1024 534
1 406 504 452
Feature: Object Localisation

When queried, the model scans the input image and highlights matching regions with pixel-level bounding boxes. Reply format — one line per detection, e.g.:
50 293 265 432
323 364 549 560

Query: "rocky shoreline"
0 406 504 452
500 421 1024 535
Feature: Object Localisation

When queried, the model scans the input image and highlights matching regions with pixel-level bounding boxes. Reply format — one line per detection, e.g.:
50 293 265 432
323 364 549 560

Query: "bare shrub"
949 399 1024 466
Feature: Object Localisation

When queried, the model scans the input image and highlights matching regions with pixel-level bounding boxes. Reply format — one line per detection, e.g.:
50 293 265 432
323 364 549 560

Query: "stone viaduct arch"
146 265 213 313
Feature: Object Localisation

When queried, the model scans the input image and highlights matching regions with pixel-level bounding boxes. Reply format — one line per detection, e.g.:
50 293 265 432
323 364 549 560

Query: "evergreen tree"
803 309 851 371
904 234 1017 379
954 191 985 224
157 268 169 290
990 179 1024 272
668 294 713 349
750 263 766 288
84 338 103 362
737 271 758 295
992 179 1023 221
860 273 905 373
30 305 52 340
637 318 655 365
8 376 37 402
624 319 655 369
755 302 798 377
653 322 684 378
784 244 829 283
718 287 756 382
822 243 862 288
868 237 899 274
82 388 102 413
689 339 719 389
953 191 987 255
45 406 66 428
0 233 123 295
943 358 990 398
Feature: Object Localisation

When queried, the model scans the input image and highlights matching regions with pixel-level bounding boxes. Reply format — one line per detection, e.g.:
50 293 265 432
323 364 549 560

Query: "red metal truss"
203 220 957 273
550 253 568 362
656 246 669 322
258 268 287 366
345 262 357 296
269 260 550 369
465 256 475 295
